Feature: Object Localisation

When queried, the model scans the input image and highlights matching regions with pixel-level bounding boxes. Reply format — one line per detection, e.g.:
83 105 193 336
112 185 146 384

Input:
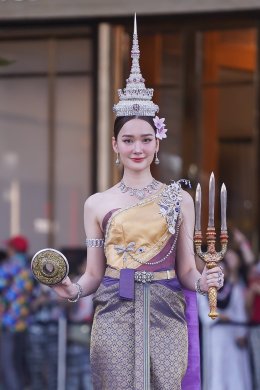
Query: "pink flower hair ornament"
153 116 168 140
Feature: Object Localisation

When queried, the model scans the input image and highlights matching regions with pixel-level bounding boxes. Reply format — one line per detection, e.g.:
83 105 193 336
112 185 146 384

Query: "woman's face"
112 119 159 171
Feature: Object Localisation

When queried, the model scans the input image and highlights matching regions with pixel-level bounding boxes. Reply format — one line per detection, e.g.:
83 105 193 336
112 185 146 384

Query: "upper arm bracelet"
86 238 104 248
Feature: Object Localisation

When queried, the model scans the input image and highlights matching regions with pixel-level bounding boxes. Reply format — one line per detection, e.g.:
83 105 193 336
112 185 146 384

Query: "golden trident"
194 172 228 320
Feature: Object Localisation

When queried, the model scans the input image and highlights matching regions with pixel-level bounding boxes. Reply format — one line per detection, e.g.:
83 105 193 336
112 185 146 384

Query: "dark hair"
0 250 7 264
113 116 156 140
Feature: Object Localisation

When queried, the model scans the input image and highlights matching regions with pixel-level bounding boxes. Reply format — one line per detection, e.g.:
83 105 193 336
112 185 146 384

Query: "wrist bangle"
68 282 83 303
195 278 207 296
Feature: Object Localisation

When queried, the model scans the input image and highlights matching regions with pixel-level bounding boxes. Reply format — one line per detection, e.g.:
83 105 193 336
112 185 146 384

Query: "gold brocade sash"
104 183 182 270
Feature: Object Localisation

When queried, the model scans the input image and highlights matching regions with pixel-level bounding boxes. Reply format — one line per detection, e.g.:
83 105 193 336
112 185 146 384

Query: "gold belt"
105 268 176 283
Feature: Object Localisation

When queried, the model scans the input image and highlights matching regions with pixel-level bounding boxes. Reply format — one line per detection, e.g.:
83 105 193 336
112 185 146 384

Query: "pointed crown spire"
113 14 159 117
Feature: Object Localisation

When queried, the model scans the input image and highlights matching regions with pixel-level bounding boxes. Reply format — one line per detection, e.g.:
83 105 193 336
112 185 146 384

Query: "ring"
218 275 224 287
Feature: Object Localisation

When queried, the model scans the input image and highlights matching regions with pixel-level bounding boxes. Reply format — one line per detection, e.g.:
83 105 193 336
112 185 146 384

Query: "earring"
115 153 120 165
154 151 160 165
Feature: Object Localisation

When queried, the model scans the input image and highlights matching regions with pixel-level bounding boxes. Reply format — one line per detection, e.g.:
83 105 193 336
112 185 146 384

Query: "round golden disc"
31 248 69 286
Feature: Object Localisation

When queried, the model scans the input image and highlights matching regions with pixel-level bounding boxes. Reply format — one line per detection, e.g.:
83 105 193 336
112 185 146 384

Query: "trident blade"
195 183 202 232
208 172 215 228
220 183 227 231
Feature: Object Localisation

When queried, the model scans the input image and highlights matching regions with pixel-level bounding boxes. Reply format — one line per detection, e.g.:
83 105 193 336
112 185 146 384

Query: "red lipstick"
131 158 145 162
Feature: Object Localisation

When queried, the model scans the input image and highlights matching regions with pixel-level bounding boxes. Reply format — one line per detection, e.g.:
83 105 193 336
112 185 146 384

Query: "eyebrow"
122 133 154 138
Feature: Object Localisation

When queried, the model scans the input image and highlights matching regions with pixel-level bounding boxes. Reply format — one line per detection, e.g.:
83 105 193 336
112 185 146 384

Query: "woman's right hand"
51 276 78 299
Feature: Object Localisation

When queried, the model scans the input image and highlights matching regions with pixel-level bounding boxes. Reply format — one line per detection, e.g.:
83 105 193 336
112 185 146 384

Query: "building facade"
0 1 259 252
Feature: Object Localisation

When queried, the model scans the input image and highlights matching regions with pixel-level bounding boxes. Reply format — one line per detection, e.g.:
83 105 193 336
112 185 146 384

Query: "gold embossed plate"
31 248 69 286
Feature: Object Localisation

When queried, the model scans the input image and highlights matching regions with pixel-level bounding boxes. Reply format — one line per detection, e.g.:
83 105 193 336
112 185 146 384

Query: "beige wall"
0 0 260 21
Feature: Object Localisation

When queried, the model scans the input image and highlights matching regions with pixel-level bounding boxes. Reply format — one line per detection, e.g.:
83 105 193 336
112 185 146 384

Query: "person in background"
66 260 93 390
232 228 255 267
199 245 252 390
0 235 34 390
26 282 65 390
0 249 7 389
246 260 260 390
0 249 7 264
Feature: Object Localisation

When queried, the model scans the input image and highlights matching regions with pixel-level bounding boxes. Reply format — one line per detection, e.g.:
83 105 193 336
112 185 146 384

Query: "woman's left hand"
199 265 224 293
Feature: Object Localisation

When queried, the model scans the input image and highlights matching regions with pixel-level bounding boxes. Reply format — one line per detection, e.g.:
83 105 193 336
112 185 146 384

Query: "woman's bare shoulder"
84 192 101 210
180 188 194 209
84 185 119 212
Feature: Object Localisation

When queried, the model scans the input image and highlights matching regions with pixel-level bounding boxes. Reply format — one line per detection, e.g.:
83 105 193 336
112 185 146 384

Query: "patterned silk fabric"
105 186 166 270
91 182 201 389
104 183 181 271
91 281 188 390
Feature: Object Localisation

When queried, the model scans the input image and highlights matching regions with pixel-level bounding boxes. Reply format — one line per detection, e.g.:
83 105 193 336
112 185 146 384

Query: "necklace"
118 178 160 200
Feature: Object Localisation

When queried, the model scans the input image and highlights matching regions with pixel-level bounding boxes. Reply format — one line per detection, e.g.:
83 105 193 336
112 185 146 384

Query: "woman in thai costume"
53 15 224 390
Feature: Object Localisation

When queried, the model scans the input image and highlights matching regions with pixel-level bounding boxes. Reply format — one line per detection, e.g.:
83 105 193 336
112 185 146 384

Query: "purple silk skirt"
90 274 201 390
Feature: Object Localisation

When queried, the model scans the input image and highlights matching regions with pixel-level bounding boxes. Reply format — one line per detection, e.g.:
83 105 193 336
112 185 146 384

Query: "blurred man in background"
0 235 34 390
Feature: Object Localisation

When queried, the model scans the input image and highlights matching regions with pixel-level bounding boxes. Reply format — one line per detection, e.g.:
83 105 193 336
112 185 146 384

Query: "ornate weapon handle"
194 173 228 319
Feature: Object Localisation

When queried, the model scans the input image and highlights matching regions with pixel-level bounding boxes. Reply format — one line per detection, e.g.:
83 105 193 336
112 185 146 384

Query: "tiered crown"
113 14 159 117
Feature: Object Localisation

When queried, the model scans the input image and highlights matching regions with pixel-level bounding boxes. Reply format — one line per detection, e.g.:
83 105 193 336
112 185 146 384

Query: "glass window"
159 34 183 85
202 29 256 83
199 28 257 236
201 83 256 140
139 32 183 183
56 38 93 73
0 78 48 251
0 35 94 254
156 88 183 181
219 142 255 232
0 40 49 74
55 76 93 248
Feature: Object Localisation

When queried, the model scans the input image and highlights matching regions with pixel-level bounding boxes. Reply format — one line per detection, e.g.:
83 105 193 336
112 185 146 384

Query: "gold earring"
115 153 120 165
154 151 160 165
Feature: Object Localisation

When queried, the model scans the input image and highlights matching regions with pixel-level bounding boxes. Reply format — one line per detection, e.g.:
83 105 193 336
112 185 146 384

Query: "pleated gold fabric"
104 186 172 270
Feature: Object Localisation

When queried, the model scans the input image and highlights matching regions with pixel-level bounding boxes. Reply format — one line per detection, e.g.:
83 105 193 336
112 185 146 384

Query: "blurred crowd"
199 228 260 390
0 230 260 390
0 237 93 390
